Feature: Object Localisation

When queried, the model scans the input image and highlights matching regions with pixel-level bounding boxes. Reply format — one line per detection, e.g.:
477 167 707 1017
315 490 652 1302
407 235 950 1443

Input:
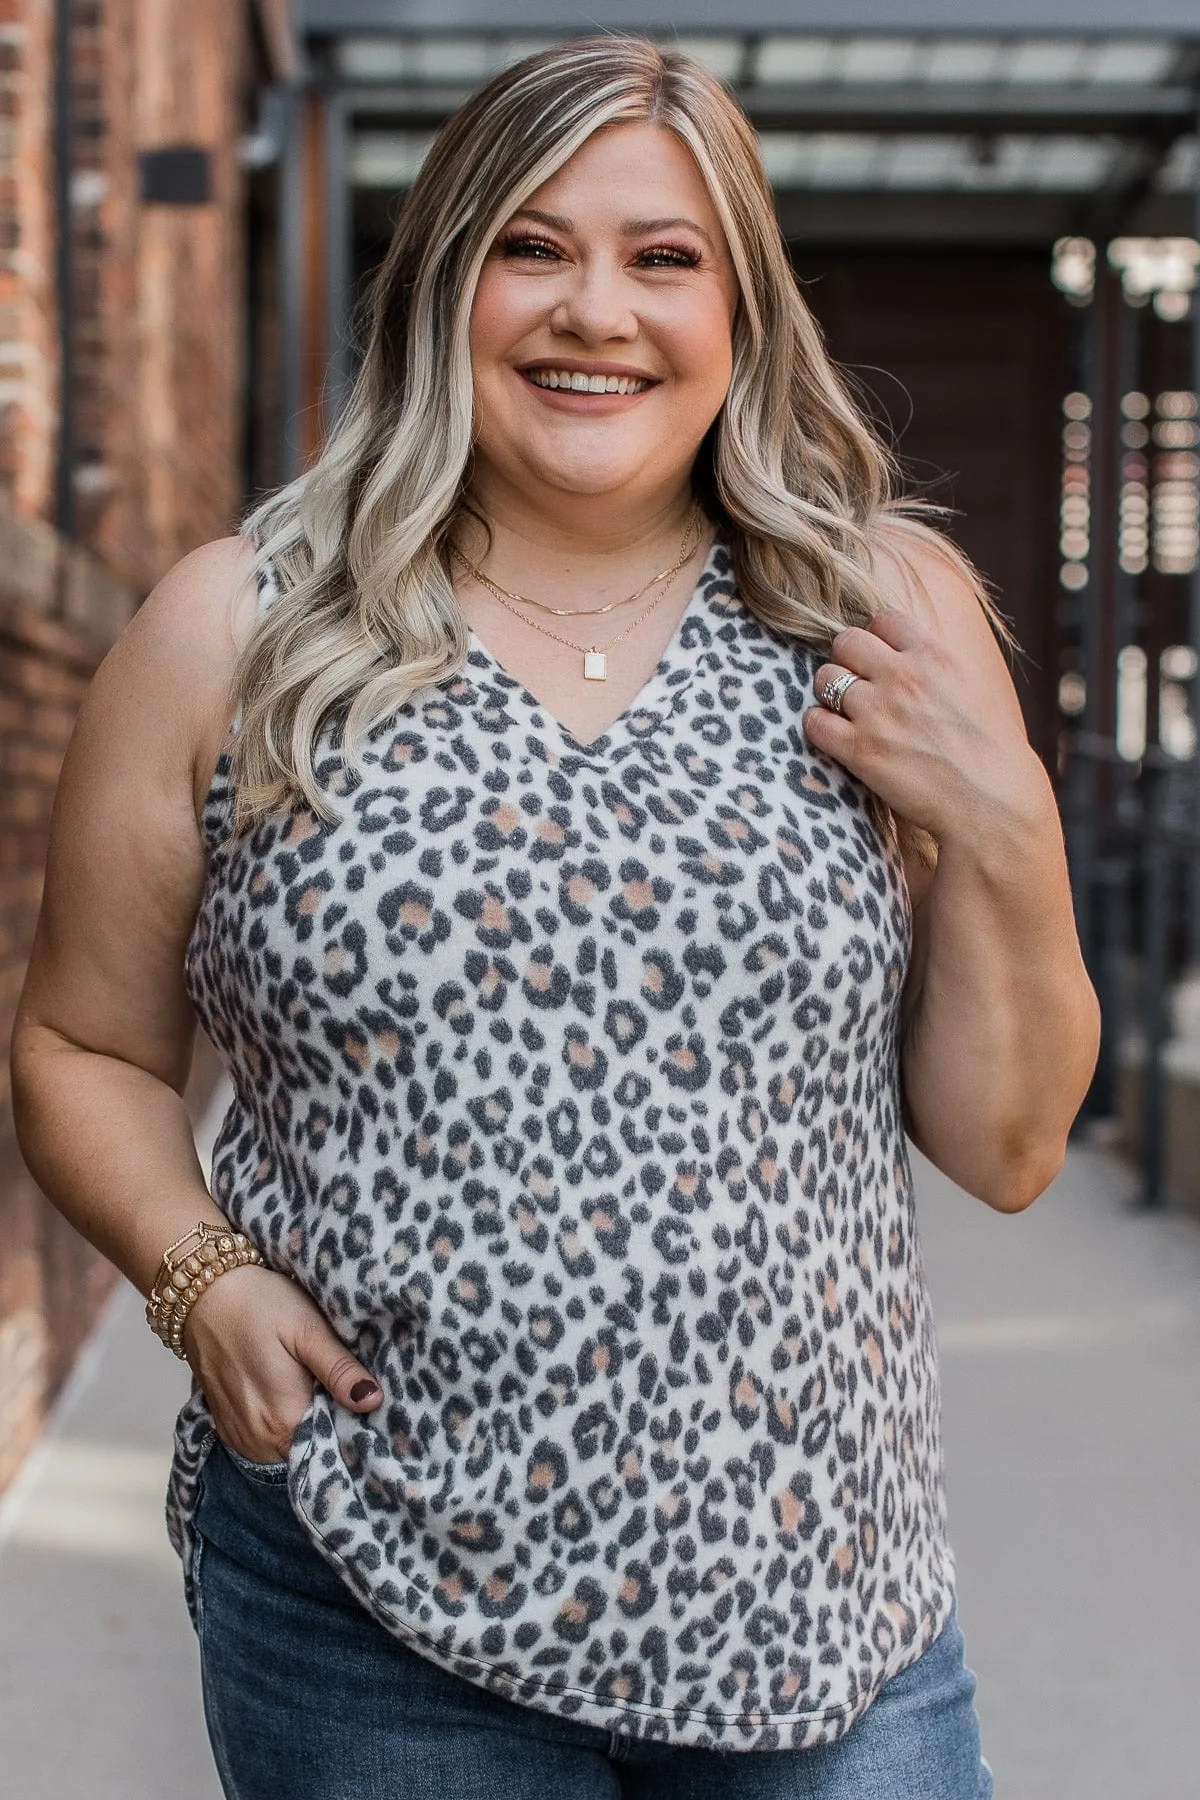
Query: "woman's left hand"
802 604 1050 848
798 539 1099 1211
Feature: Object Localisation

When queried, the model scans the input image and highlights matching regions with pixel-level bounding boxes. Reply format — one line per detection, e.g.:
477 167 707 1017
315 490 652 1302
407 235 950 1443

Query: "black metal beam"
337 81 1200 135
771 189 1193 245
1189 97 1200 968
324 92 354 432
52 0 74 540
746 85 1198 132
301 0 1200 31
279 83 305 483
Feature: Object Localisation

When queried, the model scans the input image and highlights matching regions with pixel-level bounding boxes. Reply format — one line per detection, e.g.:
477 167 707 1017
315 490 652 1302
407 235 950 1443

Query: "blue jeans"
192 1440 994 1800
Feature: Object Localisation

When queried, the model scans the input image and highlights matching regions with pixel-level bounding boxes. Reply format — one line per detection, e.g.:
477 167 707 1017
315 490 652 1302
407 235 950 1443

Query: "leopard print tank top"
168 536 954 1751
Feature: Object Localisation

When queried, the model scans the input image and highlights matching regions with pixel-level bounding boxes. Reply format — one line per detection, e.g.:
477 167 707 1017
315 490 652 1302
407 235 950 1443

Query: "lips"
523 367 653 395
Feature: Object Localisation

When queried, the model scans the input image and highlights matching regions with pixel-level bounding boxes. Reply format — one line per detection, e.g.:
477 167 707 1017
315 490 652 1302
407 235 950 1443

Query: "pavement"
0 1084 228 1800
0 1088 1197 1799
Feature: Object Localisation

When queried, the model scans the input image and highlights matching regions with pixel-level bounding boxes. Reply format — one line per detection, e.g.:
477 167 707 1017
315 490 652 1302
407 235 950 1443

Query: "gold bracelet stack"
146 1220 263 1359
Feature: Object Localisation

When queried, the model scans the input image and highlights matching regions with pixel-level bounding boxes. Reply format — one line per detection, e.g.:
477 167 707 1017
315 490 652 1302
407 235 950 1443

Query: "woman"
12 36 1098 1800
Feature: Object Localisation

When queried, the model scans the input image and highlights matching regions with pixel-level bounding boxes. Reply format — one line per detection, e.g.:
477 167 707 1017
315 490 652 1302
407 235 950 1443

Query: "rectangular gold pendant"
583 651 607 681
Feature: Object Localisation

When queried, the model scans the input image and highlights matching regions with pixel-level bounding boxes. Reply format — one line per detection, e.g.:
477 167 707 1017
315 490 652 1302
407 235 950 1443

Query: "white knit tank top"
168 535 954 1751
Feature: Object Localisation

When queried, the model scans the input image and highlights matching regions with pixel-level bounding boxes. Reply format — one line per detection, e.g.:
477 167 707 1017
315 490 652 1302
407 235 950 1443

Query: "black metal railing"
1061 733 1200 1205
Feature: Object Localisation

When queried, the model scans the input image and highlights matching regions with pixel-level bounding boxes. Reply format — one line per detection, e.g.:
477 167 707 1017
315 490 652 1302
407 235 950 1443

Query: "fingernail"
350 1379 381 1403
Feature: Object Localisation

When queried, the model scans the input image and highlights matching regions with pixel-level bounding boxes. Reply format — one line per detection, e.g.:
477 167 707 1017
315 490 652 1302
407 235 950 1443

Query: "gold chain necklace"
454 505 702 620
451 507 703 684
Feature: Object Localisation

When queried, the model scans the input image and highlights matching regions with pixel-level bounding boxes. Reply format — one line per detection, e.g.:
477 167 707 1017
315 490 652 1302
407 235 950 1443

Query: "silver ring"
818 671 861 716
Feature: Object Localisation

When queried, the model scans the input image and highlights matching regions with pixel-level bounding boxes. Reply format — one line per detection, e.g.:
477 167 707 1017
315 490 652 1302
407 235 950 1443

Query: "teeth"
528 369 648 396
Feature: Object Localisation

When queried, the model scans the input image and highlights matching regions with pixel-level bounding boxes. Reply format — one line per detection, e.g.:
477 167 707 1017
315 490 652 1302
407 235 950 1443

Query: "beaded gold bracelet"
145 1220 264 1360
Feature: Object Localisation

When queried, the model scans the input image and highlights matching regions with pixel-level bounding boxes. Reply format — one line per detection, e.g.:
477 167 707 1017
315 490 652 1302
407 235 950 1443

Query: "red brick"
2 652 84 706
27 706 76 751
0 0 280 1499
1 739 62 784
0 693 30 733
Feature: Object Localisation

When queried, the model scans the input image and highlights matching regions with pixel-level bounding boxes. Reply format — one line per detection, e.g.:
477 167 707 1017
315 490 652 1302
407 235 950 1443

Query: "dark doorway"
791 250 1071 762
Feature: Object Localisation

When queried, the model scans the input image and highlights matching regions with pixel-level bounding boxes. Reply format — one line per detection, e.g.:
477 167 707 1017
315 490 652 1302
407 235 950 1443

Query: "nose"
548 257 637 346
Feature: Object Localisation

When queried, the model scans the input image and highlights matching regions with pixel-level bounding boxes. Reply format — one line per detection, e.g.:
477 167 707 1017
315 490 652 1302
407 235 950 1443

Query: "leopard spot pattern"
168 539 954 1750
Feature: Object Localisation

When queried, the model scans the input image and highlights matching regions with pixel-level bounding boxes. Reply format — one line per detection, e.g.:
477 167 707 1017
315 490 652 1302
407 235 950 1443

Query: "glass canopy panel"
920 39 1006 83
959 136 1114 189
1005 39 1094 83
881 136 971 187
492 37 564 68
960 137 1036 187
839 37 921 82
1083 40 1179 83
335 35 564 82
754 132 1123 191
668 36 745 81
1157 137 1200 191
336 36 410 79
405 37 493 82
758 133 883 186
809 134 883 186
334 32 1185 92
756 134 818 184
749 33 1179 91
754 38 836 84
349 131 435 186
349 129 1150 195
1029 136 1119 188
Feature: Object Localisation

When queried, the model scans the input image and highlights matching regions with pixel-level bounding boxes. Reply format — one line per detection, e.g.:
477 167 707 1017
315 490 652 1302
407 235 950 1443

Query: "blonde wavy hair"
232 33 1005 833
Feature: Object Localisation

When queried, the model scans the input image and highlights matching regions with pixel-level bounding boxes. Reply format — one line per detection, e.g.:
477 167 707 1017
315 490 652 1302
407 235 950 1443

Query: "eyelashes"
496 232 560 260
639 247 703 270
496 233 702 270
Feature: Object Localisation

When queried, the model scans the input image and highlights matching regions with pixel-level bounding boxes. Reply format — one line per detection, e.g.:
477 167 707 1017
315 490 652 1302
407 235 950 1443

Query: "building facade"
0 0 292 1493
3 1 1200 1493
297 4 1200 1199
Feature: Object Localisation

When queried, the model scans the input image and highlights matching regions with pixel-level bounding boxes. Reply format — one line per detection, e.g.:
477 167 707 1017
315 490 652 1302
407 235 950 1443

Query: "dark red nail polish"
350 1379 381 1403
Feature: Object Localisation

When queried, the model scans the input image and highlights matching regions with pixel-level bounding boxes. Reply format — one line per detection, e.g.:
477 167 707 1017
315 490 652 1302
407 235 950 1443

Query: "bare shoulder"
865 515 1026 727
113 532 258 698
864 517 1030 915
867 515 991 632
83 533 259 814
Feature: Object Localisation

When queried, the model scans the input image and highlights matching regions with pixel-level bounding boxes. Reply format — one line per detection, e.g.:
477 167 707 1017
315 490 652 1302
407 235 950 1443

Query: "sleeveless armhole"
198 548 281 851
227 547 282 736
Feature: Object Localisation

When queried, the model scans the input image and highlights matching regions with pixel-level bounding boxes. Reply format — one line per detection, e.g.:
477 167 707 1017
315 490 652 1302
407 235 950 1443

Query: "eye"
636 246 702 270
497 233 562 261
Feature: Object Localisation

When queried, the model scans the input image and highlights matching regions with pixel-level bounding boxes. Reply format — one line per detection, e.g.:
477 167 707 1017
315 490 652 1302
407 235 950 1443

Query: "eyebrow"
509 207 716 251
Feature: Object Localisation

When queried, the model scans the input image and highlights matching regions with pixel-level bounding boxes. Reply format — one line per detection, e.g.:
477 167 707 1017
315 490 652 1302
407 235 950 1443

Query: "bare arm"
10 534 382 1457
802 526 1100 1212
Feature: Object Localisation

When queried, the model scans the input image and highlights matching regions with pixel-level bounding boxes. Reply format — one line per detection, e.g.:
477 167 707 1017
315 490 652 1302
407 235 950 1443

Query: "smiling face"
468 121 739 518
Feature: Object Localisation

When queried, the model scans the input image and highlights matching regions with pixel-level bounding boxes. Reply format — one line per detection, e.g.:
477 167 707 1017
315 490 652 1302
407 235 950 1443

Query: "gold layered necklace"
451 506 703 683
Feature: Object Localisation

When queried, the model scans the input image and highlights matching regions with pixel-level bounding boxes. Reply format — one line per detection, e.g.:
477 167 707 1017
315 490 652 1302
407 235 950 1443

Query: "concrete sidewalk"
0 1106 1197 1798
0 1088 228 1800
0 1283 217 1800
919 1138 1200 1800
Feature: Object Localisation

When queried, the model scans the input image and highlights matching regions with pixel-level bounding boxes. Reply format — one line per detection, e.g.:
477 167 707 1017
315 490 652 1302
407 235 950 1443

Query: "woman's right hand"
181 1263 383 1464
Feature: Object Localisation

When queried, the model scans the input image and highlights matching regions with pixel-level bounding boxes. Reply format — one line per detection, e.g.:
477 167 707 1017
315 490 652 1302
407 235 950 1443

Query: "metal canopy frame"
301 3 1200 31
278 21 1200 472
274 18 1200 462
342 80 1197 134
273 11 1200 1201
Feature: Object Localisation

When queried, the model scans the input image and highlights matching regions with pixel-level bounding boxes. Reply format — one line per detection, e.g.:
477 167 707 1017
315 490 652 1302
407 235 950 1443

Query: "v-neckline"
465 537 721 755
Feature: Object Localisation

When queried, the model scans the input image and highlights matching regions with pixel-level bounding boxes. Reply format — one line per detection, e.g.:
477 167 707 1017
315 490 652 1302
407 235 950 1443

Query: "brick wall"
75 0 254 584
0 1 58 518
0 0 289 1492
0 506 136 1490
